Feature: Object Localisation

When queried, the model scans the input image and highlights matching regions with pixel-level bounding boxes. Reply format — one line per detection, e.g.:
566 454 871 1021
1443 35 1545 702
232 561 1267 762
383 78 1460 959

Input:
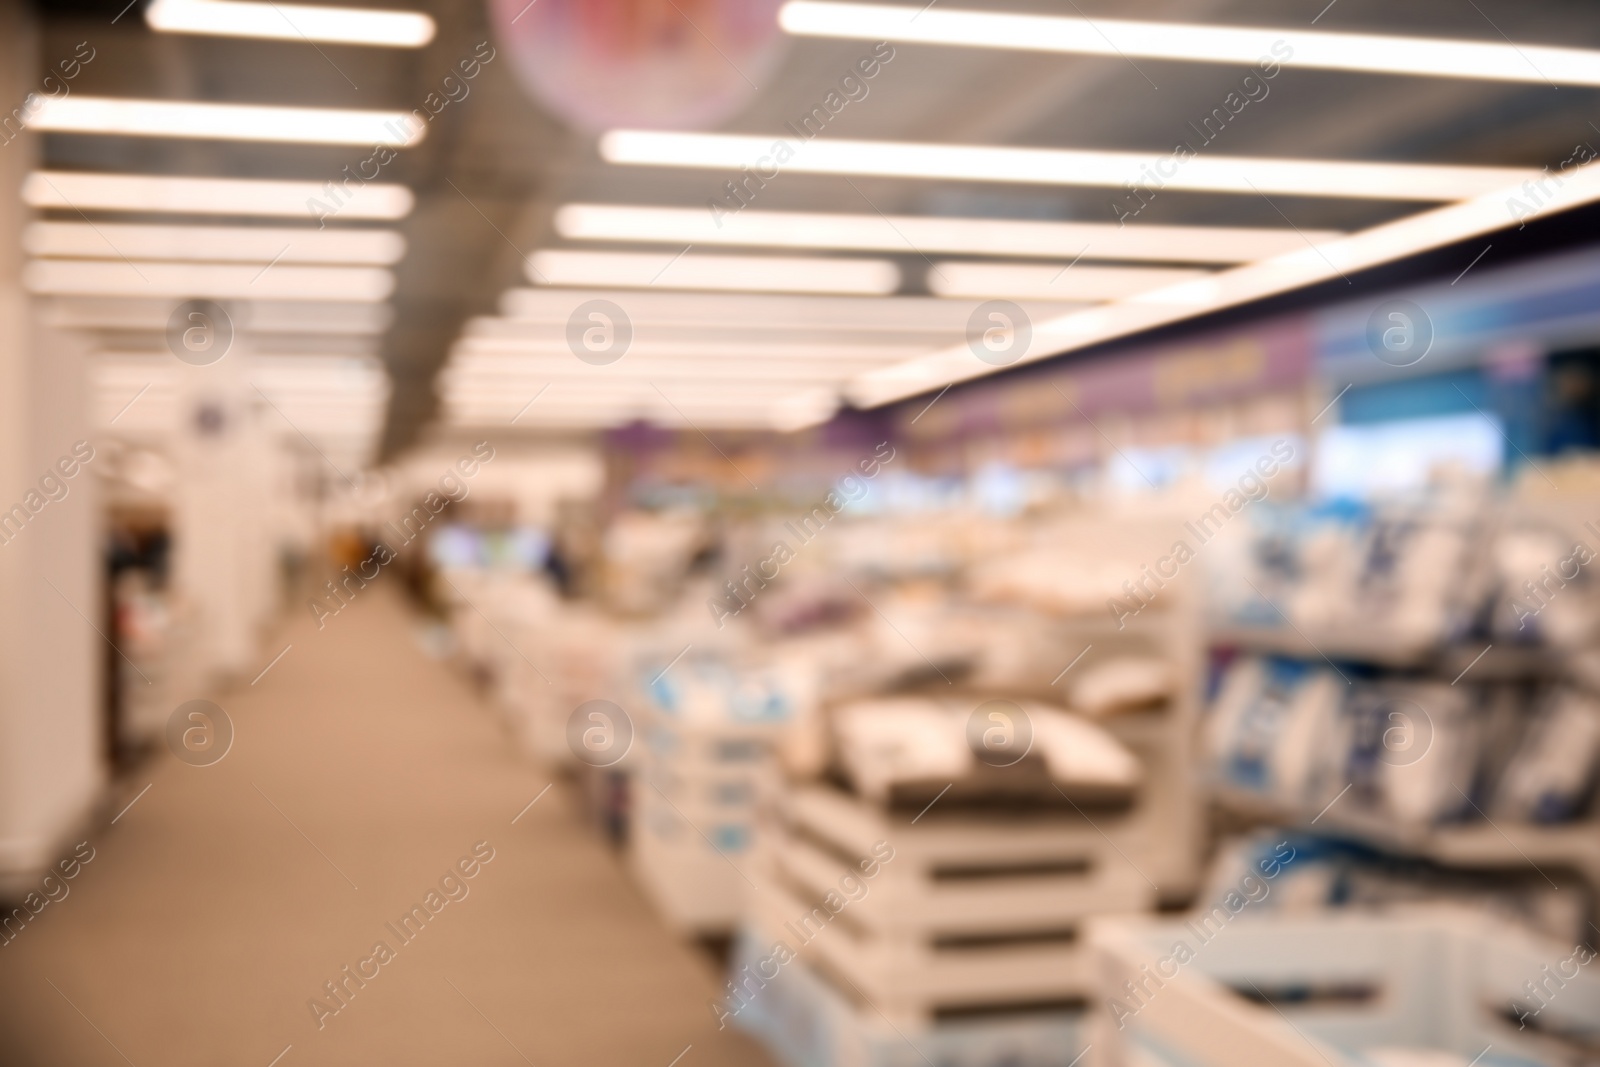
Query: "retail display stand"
740 510 1208 1051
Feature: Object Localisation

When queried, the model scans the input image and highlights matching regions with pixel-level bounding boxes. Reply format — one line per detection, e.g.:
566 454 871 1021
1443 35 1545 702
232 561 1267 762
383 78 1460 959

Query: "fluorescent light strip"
25 259 394 301
928 262 1208 300
445 395 817 421
847 163 1600 408
25 222 405 264
147 0 434 47
465 316 973 347
555 203 1341 265
528 249 901 294
446 393 811 416
498 288 1077 328
24 171 413 220
43 298 393 334
445 405 805 431
32 97 423 147
96 355 389 417
447 378 820 399
600 131 1529 201
442 360 887 383
101 391 387 415
452 338 928 361
781 1 1600 88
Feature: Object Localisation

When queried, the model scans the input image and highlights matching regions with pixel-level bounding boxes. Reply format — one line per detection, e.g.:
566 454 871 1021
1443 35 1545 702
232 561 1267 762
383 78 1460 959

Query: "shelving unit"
1210 624 1566 681
1211 785 1600 891
1206 488 1600 902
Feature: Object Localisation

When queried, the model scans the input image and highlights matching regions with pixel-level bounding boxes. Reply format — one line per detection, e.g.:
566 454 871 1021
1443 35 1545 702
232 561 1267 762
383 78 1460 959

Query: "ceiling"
25 0 1600 461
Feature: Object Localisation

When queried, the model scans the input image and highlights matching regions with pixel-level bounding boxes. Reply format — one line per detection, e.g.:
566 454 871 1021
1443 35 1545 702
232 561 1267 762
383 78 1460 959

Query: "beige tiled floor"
0 585 774 1067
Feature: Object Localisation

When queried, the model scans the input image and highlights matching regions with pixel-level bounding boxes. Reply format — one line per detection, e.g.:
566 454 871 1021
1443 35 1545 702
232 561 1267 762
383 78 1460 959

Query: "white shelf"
1212 786 1600 890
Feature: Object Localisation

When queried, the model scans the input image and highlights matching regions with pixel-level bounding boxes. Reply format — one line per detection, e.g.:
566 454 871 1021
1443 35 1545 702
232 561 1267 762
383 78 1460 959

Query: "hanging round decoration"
488 0 788 132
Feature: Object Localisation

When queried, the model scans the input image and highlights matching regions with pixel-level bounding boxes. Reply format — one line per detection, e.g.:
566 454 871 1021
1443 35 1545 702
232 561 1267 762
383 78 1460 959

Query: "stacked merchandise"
597 509 711 617
1204 484 1491 660
441 566 496 677
478 575 566 756
436 568 569 752
517 600 623 769
750 725 1146 1011
1204 477 1600 902
726 511 1205 1067
1205 654 1600 906
629 648 814 934
435 559 637 834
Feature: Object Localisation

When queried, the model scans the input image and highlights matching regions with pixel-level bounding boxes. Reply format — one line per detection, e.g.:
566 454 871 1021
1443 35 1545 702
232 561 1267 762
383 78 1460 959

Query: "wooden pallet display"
747 782 1161 1025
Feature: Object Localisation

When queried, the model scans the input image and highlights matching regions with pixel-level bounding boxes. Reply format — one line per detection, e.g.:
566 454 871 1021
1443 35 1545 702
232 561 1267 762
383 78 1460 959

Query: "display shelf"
1207 600 1600 895
1209 623 1570 680
1208 622 1439 668
1210 785 1600 891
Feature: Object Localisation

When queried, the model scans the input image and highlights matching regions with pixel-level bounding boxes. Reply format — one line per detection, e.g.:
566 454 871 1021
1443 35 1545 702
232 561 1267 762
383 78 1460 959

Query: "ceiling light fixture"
25 222 405 264
147 0 435 48
527 249 901 295
599 131 1529 201
42 299 394 335
23 171 413 220
31 97 424 146
24 260 395 301
780 1 1600 88
498 288 1076 327
927 261 1210 301
554 203 1342 264
446 342 922 365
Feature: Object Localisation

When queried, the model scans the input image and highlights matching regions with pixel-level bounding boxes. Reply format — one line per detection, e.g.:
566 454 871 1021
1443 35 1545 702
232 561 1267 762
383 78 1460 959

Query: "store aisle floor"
0 584 773 1067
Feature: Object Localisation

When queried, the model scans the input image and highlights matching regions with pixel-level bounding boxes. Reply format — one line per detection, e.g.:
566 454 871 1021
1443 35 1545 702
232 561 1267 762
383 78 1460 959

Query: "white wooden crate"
766 784 1156 934
1088 907 1600 1067
728 924 1088 1067
748 871 1099 1025
750 783 1158 1022
629 715 779 934
630 785 756 934
627 653 804 933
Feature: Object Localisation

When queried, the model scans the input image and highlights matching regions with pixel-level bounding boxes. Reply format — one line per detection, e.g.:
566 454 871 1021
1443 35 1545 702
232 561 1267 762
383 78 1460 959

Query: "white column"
171 340 275 680
0 7 106 897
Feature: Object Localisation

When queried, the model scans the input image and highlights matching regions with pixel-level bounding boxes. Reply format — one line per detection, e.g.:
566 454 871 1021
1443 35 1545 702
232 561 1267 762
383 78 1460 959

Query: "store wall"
0 7 105 897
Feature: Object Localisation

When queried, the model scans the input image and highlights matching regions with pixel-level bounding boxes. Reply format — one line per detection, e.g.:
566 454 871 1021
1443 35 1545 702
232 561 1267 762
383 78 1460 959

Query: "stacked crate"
629 654 813 934
728 926 1088 1067
748 781 1160 1027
